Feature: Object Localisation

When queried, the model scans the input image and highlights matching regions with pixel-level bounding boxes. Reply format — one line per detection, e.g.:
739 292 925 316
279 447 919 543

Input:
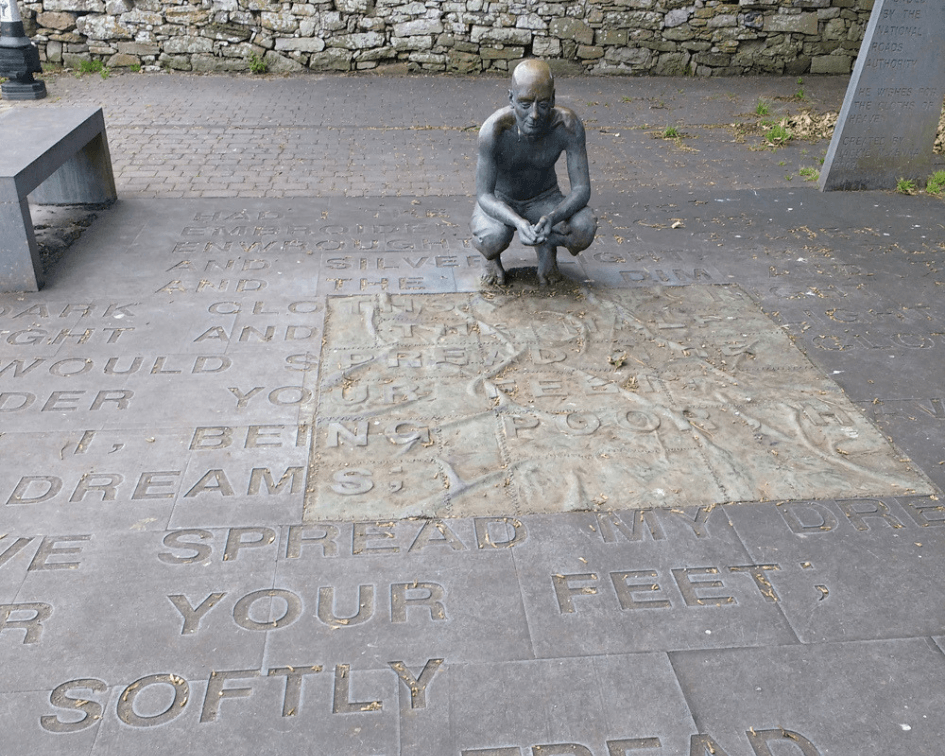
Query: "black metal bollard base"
0 19 47 100
1 75 46 100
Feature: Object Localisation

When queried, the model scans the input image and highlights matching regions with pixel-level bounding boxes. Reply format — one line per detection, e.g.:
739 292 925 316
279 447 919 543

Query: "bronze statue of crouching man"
471 59 597 286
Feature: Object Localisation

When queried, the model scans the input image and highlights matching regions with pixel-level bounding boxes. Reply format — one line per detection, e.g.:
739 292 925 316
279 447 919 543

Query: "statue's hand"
517 219 541 246
532 216 553 244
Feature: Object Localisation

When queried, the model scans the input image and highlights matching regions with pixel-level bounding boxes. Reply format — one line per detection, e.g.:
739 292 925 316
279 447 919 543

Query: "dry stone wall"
21 0 876 76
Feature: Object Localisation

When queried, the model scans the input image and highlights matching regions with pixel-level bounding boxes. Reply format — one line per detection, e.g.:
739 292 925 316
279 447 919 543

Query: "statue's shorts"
470 186 597 258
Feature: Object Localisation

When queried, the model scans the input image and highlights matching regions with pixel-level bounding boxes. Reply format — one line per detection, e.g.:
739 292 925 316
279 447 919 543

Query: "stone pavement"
1 70 945 755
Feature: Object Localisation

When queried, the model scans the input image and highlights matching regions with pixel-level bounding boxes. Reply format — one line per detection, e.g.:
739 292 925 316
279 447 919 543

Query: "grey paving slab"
1 688 98 755
71 668 398 756
0 429 186 532
671 638 945 756
510 509 799 657
402 654 697 756
264 531 530 666
725 498 945 643
4 530 279 690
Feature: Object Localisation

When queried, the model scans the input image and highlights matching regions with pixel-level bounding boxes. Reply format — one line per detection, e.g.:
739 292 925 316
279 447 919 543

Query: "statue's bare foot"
481 257 507 286
537 246 563 286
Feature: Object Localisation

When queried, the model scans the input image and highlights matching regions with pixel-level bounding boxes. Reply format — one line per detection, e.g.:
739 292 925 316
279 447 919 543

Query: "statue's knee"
569 208 598 251
473 226 513 260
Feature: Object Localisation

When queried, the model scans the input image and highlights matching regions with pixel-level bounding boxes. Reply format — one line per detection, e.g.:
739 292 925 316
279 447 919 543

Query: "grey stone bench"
0 107 116 292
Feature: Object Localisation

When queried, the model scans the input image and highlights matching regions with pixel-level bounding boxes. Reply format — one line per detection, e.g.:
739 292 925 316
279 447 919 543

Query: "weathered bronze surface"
471 60 597 286
305 285 931 521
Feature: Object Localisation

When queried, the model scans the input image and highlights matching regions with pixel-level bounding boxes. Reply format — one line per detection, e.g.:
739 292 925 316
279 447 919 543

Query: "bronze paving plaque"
306 285 931 521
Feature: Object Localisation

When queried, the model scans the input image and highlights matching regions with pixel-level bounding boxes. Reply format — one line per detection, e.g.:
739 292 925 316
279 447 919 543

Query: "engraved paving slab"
305 286 931 521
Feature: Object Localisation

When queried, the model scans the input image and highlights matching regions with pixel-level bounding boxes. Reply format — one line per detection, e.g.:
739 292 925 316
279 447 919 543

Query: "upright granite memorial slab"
820 0 945 191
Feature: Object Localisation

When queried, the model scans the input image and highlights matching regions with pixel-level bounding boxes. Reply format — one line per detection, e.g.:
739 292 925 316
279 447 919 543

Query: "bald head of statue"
508 59 556 139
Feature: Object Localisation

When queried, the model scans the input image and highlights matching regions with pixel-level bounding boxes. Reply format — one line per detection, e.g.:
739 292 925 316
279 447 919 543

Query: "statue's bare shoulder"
553 106 585 143
478 107 515 146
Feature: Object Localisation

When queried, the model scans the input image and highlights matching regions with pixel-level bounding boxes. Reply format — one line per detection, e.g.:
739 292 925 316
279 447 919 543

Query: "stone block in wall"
663 24 693 41
62 51 91 66
330 31 385 48
118 41 160 55
359 16 386 30
822 17 845 40
50 31 85 42
76 14 133 39
120 9 163 25
193 53 250 71
693 50 731 66
393 18 443 36
654 50 691 75
107 52 139 66
158 52 192 69
480 45 525 59
357 45 395 61
576 44 603 60
664 8 690 28
604 45 652 66
317 10 345 31
764 11 818 35
534 2 565 17
36 12 76 30
275 36 327 52
164 35 214 53
44 0 103 12
532 35 560 56
335 0 374 12
810 53 850 73
549 17 592 44
263 49 306 71
707 14 737 28
89 43 116 54
164 7 212 25
203 22 252 41
447 49 479 72
596 28 627 46
408 51 445 64
46 39 63 61
104 0 131 13
471 25 532 45
642 38 678 52
515 13 546 30
261 11 299 33
218 41 263 57
603 11 661 31
391 35 432 50
309 47 352 70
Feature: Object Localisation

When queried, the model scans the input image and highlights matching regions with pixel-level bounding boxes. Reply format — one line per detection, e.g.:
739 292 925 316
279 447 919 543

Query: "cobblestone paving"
6 71 854 198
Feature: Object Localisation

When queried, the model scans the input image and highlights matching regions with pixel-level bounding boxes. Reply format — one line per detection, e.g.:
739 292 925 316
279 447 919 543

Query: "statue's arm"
548 115 592 227
475 122 534 240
